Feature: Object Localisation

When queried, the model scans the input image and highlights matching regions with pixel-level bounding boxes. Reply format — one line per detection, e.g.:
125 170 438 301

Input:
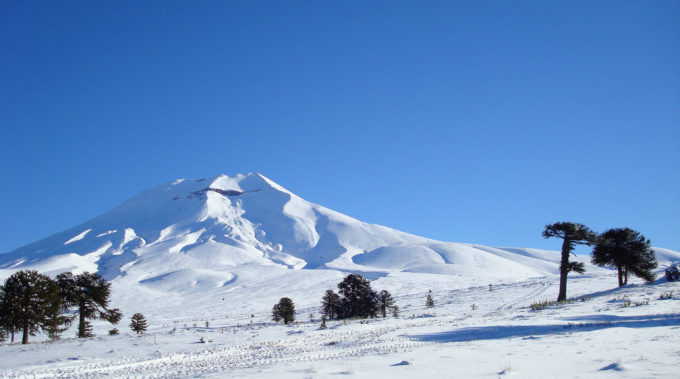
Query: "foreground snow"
2 273 678 378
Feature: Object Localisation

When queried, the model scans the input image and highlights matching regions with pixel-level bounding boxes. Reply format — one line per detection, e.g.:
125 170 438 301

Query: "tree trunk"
557 238 570 302
617 266 624 287
78 303 86 338
22 323 29 344
624 267 628 285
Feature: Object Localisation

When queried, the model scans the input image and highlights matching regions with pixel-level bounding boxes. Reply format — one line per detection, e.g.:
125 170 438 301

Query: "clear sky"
1 1 678 254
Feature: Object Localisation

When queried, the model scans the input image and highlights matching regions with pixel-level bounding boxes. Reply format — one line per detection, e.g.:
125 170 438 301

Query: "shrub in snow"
272 297 295 324
109 328 119 335
130 313 148 334
665 265 680 282
426 290 435 308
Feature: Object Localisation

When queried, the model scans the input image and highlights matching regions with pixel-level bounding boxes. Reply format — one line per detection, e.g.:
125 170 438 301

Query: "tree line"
543 222 658 302
0 271 121 344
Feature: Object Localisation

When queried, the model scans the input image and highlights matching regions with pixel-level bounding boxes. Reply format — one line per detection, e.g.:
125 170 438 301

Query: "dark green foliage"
130 313 147 334
321 290 342 320
543 222 597 302
426 290 435 308
272 297 295 324
378 290 395 318
56 272 122 338
592 228 657 286
665 265 680 282
337 274 379 318
0 270 63 344
108 328 119 335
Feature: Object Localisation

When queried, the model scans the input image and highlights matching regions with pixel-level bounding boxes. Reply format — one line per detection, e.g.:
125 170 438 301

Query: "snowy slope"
0 172 678 311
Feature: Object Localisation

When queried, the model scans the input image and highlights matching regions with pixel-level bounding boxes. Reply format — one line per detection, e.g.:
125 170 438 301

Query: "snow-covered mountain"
1 173 678 308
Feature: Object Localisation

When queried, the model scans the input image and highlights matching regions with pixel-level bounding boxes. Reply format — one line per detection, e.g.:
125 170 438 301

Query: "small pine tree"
108 328 119 335
426 290 435 308
272 297 295 324
320 316 327 329
391 304 399 318
378 290 395 318
130 313 147 334
321 290 342 320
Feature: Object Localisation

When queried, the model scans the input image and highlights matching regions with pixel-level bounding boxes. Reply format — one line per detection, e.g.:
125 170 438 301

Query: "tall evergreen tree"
272 297 295 324
0 270 62 344
592 228 657 286
0 290 17 343
321 290 342 320
56 272 122 338
377 290 395 318
542 222 596 302
129 313 147 334
337 274 378 318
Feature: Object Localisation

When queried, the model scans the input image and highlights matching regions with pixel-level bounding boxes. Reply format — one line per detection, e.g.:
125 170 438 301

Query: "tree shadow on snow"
407 313 680 343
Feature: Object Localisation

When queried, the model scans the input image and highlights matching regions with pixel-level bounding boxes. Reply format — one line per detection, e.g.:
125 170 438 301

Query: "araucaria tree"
377 290 395 318
543 222 596 302
338 274 379 318
56 272 122 338
130 313 147 334
0 270 62 344
321 290 342 320
592 228 657 286
272 297 295 324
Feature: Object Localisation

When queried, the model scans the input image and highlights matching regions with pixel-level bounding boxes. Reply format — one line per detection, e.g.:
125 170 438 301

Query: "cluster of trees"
0 270 121 344
321 274 395 320
271 274 398 326
543 222 658 301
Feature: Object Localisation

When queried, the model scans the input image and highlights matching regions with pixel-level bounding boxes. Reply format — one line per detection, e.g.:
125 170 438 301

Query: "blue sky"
1 1 678 254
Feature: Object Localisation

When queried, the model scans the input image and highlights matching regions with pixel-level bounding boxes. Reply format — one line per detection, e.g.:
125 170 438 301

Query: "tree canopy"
592 228 657 286
272 297 296 324
337 274 379 318
0 270 62 344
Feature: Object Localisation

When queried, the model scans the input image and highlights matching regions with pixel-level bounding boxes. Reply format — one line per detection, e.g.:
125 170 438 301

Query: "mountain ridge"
1 173 678 298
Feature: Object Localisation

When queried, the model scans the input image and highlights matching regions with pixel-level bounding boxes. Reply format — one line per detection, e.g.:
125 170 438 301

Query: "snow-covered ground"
1 173 678 377
1 273 678 378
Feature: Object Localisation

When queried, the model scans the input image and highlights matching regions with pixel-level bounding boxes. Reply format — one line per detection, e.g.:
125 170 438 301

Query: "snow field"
2 272 678 378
